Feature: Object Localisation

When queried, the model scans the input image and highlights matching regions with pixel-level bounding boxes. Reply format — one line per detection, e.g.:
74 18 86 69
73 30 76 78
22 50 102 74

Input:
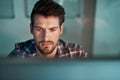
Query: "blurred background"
0 0 120 58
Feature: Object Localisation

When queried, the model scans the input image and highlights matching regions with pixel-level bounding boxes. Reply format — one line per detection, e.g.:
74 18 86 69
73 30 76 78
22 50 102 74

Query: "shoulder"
15 39 35 49
59 39 83 51
8 39 35 57
58 39 88 58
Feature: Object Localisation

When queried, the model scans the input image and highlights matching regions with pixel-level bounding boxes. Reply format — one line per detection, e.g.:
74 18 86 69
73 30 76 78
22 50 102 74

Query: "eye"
49 27 58 32
34 27 42 32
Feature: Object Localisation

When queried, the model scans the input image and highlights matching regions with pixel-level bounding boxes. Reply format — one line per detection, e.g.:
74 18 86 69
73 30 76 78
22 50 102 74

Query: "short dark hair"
31 0 65 26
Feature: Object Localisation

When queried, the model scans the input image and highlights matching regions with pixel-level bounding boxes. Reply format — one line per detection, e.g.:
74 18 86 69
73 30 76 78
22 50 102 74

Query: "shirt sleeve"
67 43 88 59
8 43 25 58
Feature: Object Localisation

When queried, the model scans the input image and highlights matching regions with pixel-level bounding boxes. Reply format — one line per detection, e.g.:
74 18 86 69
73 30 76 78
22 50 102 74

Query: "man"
9 0 87 59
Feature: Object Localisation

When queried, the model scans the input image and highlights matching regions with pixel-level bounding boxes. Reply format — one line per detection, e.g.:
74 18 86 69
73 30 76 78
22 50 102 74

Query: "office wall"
93 0 120 57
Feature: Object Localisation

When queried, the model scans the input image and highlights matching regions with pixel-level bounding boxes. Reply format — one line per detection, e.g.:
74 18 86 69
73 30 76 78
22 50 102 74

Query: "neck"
35 47 57 59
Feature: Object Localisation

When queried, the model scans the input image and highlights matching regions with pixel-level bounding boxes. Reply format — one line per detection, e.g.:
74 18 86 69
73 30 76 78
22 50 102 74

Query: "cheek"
51 32 60 40
33 32 41 40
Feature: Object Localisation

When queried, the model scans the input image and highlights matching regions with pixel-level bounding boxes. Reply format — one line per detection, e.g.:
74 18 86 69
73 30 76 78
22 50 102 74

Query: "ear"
30 23 33 34
59 24 64 35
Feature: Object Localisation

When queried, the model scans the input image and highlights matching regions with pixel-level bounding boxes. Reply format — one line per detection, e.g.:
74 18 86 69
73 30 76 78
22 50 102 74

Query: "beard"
36 41 57 55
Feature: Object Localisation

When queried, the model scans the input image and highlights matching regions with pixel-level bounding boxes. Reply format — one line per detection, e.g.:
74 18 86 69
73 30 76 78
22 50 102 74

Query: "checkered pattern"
9 39 87 59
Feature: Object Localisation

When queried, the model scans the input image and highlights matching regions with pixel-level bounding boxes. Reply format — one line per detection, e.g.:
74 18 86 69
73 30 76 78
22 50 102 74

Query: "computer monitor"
0 58 120 80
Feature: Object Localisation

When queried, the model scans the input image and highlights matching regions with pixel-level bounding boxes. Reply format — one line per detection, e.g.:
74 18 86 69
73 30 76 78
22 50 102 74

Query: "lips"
41 42 52 46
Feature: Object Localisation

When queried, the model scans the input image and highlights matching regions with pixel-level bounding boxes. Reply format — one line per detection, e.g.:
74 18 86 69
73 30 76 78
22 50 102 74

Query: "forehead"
33 15 60 27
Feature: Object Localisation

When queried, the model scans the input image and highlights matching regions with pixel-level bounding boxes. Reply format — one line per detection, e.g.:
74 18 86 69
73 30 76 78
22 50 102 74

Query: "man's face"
30 15 63 55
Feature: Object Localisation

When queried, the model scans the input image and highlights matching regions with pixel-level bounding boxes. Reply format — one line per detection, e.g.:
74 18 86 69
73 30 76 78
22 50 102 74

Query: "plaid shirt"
9 39 87 59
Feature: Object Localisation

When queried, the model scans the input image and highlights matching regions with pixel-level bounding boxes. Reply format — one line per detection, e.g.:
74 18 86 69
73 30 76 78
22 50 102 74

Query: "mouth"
41 42 52 46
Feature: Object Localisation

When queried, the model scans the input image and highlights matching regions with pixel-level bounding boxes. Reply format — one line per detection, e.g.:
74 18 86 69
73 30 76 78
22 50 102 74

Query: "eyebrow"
49 27 59 29
34 26 41 28
34 26 59 29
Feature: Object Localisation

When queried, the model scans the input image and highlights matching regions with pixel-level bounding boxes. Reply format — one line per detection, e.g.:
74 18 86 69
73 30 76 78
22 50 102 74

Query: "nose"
41 29 49 41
